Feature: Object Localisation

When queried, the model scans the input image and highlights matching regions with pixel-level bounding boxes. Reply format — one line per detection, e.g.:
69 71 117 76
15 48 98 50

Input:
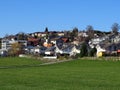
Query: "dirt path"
40 59 74 65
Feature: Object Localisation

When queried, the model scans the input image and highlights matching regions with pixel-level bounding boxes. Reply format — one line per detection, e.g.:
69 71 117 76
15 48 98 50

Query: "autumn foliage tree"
8 42 22 56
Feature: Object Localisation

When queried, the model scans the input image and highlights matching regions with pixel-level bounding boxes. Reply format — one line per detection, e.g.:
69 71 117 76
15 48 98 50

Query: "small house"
96 44 106 57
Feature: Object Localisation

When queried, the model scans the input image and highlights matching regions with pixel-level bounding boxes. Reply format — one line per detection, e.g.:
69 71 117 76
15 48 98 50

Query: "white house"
55 44 63 54
55 43 80 56
1 38 27 51
2 39 16 50
78 32 88 37
70 45 80 56
111 35 120 43
89 36 108 48
58 32 64 36
34 46 40 54
96 44 106 57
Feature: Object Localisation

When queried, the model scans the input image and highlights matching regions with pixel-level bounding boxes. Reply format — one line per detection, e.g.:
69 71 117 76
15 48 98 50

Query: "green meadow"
0 57 42 67
0 57 120 90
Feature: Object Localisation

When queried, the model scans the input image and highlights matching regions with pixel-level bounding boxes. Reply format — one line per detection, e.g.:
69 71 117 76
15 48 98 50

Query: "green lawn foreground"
0 58 120 90
0 57 42 67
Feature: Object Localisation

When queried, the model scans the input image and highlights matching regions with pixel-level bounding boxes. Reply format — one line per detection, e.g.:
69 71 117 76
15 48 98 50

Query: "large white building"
1 38 27 51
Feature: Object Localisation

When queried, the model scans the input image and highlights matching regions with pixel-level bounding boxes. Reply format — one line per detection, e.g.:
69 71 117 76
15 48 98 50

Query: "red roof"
62 38 68 42
28 38 39 42
117 50 120 53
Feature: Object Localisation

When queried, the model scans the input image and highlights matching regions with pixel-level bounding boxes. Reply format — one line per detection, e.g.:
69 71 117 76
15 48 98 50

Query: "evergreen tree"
80 42 88 57
45 27 49 39
45 27 49 33
89 47 97 57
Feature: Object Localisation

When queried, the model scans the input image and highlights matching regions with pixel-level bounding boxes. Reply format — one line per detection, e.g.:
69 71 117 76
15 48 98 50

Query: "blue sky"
0 0 120 37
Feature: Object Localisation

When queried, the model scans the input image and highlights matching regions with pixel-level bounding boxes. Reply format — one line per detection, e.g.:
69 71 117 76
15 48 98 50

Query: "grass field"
0 57 42 67
0 57 120 90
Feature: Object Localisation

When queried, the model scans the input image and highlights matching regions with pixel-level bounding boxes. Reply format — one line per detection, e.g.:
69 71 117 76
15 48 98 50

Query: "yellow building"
97 51 105 57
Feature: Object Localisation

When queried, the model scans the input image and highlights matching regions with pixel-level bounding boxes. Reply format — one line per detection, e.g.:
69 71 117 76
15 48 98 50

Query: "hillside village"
0 26 120 58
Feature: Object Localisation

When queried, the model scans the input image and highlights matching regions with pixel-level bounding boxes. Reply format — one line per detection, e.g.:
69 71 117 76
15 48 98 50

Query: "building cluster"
1 30 120 58
0 31 80 58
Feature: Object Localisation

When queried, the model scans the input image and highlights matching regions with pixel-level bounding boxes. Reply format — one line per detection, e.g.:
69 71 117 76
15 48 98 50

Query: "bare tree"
111 23 120 35
72 27 78 36
86 25 94 39
17 32 27 40
86 25 94 31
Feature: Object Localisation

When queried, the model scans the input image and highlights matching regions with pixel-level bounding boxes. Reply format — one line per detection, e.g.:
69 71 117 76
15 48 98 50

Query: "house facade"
1 38 27 51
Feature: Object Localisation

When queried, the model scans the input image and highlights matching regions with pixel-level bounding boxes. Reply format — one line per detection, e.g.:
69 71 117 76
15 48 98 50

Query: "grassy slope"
0 58 120 90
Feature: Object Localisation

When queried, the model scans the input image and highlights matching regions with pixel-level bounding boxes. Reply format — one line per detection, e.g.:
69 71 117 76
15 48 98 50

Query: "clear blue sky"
0 0 120 37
